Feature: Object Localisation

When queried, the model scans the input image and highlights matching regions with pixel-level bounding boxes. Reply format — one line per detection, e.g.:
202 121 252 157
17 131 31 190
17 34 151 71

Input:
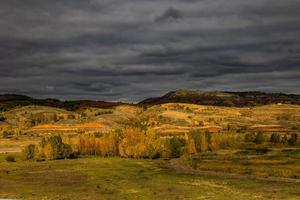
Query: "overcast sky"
0 0 299 102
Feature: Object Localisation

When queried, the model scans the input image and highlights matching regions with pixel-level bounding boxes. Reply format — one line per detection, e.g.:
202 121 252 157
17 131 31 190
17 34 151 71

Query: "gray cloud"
155 7 183 22
0 0 299 102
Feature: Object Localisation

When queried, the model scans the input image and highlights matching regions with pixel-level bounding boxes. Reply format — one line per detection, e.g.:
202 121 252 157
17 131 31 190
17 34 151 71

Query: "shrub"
168 137 186 158
183 155 198 169
253 147 270 154
292 124 300 132
254 133 265 144
61 143 72 158
208 137 219 151
210 133 242 149
145 136 166 159
244 133 256 143
270 133 281 144
288 133 298 146
0 115 6 121
2 131 12 139
144 144 160 159
238 147 270 155
23 144 37 160
281 134 288 144
5 155 16 162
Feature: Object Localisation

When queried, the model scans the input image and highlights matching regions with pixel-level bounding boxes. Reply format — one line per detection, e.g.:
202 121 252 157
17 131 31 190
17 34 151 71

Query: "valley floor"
0 156 300 200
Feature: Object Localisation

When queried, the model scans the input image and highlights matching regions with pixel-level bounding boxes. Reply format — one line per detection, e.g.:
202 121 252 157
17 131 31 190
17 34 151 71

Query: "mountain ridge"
1 90 300 111
0 94 123 111
139 90 300 107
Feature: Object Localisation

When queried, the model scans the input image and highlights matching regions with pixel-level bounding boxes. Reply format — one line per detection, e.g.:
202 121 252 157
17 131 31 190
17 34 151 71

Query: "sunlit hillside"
0 103 299 153
1 101 300 199
1 103 300 137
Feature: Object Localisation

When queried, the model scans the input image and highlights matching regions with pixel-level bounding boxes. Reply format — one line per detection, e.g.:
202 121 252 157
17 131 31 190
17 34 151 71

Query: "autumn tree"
119 128 147 158
39 135 73 160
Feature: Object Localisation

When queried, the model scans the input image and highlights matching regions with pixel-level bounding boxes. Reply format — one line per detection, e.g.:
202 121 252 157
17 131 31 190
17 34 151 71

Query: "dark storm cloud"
0 0 299 101
155 7 183 22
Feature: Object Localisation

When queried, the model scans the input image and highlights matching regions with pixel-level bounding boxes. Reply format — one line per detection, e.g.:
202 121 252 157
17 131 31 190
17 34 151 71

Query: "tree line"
22 129 299 161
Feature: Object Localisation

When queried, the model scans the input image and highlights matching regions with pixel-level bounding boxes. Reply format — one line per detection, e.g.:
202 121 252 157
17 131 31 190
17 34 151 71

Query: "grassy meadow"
1 156 300 200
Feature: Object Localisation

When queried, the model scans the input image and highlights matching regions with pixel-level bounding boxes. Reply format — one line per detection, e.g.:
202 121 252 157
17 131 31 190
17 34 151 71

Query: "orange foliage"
119 128 148 158
43 143 54 160
74 133 119 156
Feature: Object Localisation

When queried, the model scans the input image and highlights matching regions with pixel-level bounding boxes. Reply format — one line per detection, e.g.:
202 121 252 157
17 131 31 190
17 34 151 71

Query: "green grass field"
0 156 300 200
178 147 300 179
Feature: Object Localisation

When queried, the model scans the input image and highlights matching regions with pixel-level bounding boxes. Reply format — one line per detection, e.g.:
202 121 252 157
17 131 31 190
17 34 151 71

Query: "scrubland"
0 103 300 199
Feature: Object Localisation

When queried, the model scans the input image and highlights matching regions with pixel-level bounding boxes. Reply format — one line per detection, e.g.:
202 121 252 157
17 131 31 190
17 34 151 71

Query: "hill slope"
140 90 300 107
0 94 122 111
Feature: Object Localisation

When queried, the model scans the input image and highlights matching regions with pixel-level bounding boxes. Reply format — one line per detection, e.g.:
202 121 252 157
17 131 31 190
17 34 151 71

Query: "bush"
0 115 6 121
281 134 288 144
23 144 37 160
168 137 186 158
144 136 167 159
288 133 298 146
61 143 72 159
254 133 265 144
244 133 256 143
5 155 16 162
212 133 242 149
236 147 270 155
208 137 219 152
270 133 281 144
2 131 12 139
146 145 161 159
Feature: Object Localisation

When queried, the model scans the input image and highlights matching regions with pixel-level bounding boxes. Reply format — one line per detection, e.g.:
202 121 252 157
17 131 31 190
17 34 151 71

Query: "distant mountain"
0 94 122 111
1 90 300 111
139 90 300 107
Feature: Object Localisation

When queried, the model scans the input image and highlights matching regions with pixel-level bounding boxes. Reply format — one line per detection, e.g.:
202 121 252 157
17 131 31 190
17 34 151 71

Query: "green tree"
23 144 37 160
39 135 74 160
